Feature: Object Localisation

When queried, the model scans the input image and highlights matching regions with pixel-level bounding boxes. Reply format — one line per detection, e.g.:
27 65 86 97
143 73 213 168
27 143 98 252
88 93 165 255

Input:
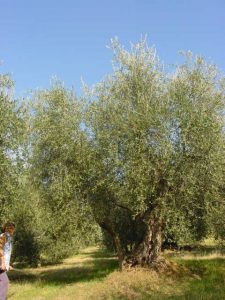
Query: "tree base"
122 256 181 273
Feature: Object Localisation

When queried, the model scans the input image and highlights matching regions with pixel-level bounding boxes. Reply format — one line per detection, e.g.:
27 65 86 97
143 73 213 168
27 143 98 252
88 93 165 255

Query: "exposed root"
122 256 190 277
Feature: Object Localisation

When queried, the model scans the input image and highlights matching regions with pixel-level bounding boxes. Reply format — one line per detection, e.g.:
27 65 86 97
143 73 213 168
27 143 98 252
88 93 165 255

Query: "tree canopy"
81 39 225 268
1 39 225 268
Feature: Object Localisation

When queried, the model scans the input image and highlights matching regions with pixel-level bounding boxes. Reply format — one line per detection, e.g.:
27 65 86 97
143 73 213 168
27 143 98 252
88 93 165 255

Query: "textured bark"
113 233 124 271
123 216 163 269
100 220 124 271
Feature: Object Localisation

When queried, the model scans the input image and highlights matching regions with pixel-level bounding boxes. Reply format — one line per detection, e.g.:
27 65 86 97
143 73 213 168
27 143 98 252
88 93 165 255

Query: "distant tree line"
0 39 225 268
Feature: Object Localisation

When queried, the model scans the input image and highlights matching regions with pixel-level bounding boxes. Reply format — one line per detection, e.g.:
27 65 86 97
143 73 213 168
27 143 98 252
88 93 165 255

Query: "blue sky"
1 0 225 97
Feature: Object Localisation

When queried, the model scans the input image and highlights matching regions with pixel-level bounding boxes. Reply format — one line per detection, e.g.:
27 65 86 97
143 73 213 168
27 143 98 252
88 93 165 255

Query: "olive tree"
29 81 101 262
0 72 25 223
82 39 225 269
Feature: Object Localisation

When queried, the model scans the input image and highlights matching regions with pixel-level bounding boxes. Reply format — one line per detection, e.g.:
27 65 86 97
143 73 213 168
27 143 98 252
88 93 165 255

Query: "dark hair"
2 222 15 232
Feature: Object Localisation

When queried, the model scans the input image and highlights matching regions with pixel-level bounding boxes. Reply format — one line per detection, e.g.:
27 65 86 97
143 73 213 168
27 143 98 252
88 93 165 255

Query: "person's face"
6 226 15 236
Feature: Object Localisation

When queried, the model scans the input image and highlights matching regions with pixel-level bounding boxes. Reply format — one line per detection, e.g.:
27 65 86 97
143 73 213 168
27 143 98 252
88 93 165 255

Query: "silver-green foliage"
29 81 101 262
84 39 225 246
0 73 24 221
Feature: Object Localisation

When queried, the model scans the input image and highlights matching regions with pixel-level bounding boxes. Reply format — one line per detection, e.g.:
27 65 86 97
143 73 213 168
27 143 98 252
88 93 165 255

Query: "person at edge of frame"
0 222 15 300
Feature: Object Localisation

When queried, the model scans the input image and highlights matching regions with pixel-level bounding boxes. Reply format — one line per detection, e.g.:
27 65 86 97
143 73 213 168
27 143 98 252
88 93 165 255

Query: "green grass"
170 259 225 300
7 246 225 300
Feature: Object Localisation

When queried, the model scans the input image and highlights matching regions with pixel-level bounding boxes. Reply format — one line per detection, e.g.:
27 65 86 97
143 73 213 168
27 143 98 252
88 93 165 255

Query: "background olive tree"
0 72 25 224
28 81 101 263
0 72 38 264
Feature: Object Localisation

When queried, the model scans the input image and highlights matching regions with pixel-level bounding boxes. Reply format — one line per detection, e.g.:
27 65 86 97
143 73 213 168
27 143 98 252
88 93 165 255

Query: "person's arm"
0 234 6 270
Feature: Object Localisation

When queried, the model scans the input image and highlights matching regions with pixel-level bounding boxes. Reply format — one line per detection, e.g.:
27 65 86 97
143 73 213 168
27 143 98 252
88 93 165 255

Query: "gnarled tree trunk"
123 216 163 269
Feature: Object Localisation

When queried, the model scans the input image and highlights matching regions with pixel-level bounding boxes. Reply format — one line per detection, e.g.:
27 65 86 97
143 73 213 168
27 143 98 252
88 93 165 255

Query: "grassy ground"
7 246 225 300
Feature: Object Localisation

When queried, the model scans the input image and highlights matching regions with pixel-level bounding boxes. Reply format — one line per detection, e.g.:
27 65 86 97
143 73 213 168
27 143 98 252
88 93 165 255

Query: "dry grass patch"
69 267 188 300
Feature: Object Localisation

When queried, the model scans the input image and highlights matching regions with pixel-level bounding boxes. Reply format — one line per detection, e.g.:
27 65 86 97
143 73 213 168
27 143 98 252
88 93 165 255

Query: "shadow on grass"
40 258 118 285
166 258 225 300
8 271 37 283
137 258 225 300
9 248 118 286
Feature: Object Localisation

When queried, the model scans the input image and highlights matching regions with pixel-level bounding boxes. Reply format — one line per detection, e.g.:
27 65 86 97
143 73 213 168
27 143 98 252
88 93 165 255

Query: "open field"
8 246 225 300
